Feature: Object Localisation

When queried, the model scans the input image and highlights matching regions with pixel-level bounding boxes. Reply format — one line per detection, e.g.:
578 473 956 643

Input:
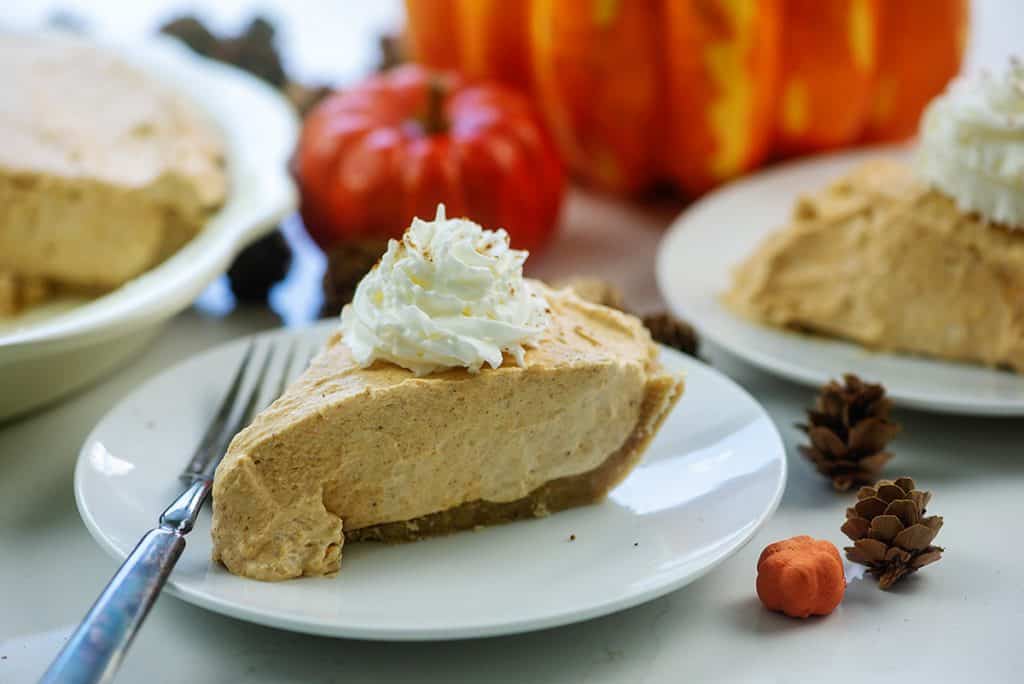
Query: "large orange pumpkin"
533 0 783 195
406 0 967 196
862 0 969 141
406 0 531 92
774 0 880 153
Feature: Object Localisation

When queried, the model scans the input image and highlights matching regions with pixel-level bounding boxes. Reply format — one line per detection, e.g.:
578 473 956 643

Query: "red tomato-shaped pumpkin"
295 64 565 254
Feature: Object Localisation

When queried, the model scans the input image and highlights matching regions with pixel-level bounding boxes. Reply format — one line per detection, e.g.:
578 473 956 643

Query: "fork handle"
39 528 185 684
40 478 209 684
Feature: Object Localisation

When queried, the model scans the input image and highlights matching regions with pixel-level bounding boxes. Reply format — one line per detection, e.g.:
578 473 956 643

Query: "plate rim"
656 146 1024 417
73 324 787 640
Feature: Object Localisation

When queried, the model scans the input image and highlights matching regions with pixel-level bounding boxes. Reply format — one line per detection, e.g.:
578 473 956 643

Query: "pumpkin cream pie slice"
212 207 683 581
727 63 1024 373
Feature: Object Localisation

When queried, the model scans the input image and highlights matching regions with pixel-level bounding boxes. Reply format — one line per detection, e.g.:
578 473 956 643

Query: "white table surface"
4 205 1024 683
3 2 1023 682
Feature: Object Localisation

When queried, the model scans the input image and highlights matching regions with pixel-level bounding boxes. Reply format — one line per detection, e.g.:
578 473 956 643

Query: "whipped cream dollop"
340 205 550 376
915 58 1024 227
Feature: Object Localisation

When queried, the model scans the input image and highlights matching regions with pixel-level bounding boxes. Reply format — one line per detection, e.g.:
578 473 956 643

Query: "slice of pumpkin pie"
212 206 683 581
726 61 1024 372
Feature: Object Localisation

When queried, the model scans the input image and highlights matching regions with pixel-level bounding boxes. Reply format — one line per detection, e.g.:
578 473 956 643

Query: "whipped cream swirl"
915 58 1024 227
340 205 550 376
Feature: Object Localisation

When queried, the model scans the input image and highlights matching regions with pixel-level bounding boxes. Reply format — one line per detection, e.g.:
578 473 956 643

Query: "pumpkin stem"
421 77 448 135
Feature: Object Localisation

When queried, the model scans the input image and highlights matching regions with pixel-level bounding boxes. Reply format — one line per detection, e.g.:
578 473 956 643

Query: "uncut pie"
212 208 684 580
0 32 226 316
727 61 1024 372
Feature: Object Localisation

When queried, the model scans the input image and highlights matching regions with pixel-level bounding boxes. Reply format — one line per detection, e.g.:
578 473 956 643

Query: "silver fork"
40 336 314 684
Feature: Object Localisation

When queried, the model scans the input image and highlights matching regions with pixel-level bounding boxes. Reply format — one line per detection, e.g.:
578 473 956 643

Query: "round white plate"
75 323 786 640
657 146 1024 416
0 33 298 420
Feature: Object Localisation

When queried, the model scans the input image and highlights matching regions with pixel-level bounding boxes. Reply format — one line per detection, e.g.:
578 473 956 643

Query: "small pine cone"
321 240 388 317
227 230 292 302
641 312 700 358
160 17 219 56
799 374 900 491
377 32 406 72
841 477 943 589
161 16 287 88
212 18 288 88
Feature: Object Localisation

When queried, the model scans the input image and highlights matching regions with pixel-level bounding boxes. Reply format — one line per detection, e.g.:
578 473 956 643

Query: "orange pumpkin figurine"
756 536 845 618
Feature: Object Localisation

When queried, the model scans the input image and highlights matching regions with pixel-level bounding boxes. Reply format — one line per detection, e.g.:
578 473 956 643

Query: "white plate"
74 322 786 640
0 33 298 420
657 146 1024 416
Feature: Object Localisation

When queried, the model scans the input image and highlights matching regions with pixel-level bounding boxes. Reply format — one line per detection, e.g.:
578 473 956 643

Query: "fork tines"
179 336 316 484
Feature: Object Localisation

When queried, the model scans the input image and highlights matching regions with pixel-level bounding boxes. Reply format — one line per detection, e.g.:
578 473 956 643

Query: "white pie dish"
74 322 786 640
0 33 298 421
656 146 1024 416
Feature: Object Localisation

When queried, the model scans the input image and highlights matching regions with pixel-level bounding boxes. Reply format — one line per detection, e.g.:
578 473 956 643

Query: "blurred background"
2 0 1019 321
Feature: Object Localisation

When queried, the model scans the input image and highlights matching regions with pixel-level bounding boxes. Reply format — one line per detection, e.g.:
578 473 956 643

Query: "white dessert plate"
75 322 786 640
657 146 1024 416
0 32 298 421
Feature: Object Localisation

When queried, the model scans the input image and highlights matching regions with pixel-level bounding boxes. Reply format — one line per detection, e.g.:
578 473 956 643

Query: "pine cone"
841 477 943 589
799 374 900 491
321 240 388 317
377 32 406 72
227 230 292 302
161 16 287 87
641 313 700 358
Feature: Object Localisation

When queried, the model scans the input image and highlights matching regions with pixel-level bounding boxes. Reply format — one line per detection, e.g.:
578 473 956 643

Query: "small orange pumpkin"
756 536 845 618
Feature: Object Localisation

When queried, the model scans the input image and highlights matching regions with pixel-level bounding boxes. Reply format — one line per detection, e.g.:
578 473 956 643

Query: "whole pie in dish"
212 209 684 581
0 31 226 316
727 62 1024 373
